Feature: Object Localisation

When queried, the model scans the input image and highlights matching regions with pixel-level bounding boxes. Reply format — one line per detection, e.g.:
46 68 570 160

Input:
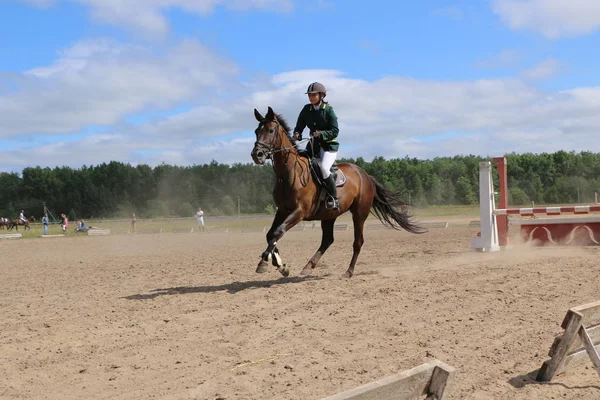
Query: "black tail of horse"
369 175 428 234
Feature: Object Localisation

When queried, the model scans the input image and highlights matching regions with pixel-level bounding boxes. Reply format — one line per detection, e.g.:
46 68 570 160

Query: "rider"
292 82 340 210
19 210 27 224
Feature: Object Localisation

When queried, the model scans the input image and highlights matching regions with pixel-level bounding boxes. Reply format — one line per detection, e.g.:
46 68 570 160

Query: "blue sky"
2 0 600 171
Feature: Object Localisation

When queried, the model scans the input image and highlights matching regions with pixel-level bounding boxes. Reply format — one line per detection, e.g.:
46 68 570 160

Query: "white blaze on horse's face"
251 107 279 165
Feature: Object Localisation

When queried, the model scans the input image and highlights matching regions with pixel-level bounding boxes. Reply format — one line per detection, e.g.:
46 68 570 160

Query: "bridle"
253 119 310 186
253 120 308 160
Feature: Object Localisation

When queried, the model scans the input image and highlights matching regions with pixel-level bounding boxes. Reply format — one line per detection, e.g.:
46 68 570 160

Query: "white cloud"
21 0 294 35
6 41 600 171
493 0 600 38
521 58 565 81
0 38 238 137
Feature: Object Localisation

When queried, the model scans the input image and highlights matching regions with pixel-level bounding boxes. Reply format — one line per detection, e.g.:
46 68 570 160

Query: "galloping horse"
8 216 36 232
251 107 427 278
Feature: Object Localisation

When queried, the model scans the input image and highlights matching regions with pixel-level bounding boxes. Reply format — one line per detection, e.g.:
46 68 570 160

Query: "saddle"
298 150 347 187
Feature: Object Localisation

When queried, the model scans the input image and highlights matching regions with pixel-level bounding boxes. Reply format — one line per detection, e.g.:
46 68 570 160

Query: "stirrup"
325 196 339 210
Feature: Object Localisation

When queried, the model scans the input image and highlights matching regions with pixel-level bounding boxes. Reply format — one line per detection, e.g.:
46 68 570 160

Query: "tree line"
1 150 599 220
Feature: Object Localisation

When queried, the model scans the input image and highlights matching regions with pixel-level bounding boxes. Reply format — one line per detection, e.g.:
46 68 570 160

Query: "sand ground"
1 223 600 399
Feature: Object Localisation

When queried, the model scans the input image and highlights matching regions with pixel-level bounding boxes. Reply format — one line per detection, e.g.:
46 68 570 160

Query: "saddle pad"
335 168 347 187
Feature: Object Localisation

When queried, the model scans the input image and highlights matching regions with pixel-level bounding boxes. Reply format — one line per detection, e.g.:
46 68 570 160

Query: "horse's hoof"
279 265 290 277
256 260 269 273
299 268 313 276
343 271 353 278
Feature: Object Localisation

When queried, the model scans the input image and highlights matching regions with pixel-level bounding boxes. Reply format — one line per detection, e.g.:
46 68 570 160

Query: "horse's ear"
254 108 264 122
266 106 275 120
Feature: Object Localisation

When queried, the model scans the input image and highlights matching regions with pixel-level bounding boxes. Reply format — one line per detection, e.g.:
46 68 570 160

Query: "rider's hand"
311 130 322 138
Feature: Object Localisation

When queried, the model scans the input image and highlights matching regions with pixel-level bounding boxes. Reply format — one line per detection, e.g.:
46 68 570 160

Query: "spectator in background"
42 213 49 235
131 213 137 233
196 207 205 232
60 213 67 233
74 219 88 233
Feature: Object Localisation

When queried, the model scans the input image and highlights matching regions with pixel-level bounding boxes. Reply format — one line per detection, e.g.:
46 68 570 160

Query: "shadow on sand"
122 275 324 300
509 369 600 392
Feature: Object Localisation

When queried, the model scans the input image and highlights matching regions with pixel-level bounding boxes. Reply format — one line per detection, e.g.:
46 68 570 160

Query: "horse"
251 106 427 278
8 216 35 232
0 218 8 230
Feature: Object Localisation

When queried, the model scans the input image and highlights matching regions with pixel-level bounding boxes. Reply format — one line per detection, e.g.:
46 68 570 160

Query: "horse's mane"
274 113 292 135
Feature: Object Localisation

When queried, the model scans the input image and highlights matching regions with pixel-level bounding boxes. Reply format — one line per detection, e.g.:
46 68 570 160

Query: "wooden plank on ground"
538 310 584 381
40 234 65 238
334 224 348 231
569 301 600 327
427 362 456 400
579 326 600 376
469 220 480 227
555 341 600 376
549 323 600 357
0 233 22 239
88 229 110 236
320 360 454 400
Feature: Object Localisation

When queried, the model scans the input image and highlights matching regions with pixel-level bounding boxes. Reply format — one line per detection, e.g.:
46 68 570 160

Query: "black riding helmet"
305 82 326 97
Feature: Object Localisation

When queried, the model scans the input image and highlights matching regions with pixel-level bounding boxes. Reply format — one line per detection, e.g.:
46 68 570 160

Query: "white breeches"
318 149 337 179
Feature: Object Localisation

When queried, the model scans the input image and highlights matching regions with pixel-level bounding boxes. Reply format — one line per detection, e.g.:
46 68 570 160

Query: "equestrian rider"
292 82 340 209
19 210 27 224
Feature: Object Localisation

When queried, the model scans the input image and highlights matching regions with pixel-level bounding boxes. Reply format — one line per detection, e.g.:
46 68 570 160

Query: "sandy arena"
1 225 600 399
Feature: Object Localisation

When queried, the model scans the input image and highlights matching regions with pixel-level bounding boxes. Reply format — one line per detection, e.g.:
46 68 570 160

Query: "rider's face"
308 92 320 105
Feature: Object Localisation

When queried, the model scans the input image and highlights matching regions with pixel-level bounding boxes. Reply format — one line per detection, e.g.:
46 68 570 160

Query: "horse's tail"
369 175 428 234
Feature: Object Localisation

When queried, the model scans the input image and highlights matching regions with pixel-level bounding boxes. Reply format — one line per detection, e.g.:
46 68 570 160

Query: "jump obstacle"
537 300 600 381
471 157 600 251
321 359 455 400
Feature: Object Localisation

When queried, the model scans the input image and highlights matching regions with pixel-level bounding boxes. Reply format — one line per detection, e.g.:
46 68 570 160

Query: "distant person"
131 213 137 233
42 213 49 235
74 219 88 233
196 207 205 232
60 213 67 233
19 210 27 224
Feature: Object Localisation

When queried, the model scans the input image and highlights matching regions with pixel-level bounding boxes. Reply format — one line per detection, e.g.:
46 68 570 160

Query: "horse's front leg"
257 208 304 277
257 210 288 273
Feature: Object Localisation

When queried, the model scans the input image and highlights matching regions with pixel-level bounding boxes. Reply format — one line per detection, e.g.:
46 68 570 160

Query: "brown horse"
251 107 427 278
8 216 35 232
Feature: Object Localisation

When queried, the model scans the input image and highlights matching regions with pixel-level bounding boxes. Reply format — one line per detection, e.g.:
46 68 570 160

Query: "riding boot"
324 174 339 209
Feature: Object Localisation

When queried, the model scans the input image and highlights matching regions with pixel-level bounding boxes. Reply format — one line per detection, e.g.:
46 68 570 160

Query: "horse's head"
251 106 287 165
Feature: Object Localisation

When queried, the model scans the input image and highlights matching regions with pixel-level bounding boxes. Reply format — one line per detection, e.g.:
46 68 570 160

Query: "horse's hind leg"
345 206 369 278
300 218 335 276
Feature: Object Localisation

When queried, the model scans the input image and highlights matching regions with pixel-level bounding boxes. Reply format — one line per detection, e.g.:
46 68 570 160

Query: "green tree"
178 202 195 217
455 176 476 205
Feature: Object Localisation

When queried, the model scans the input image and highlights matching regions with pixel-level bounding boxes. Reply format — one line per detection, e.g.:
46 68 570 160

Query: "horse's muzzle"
251 146 266 165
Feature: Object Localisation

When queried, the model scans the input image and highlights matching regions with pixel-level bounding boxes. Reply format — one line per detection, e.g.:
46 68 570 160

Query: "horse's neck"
272 134 303 183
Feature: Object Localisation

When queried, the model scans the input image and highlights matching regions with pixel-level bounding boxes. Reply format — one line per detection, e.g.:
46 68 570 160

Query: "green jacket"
293 102 339 155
